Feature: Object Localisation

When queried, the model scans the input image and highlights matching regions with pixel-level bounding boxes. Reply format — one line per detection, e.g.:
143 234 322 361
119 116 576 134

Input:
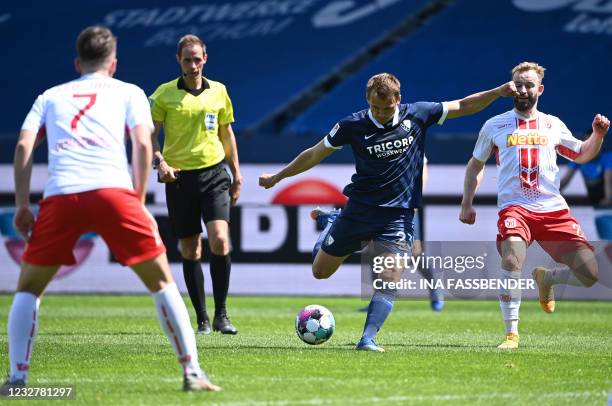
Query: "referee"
149 34 241 335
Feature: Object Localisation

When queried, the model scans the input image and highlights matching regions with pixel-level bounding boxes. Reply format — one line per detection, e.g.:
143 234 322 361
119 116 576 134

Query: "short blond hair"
366 73 401 100
512 62 546 82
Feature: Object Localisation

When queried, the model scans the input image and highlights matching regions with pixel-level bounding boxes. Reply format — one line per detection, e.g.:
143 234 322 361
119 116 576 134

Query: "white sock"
499 270 521 335
545 267 587 287
153 283 204 377
504 320 519 335
8 292 40 383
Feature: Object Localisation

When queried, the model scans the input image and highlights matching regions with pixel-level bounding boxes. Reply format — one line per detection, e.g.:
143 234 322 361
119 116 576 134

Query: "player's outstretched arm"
259 140 335 189
446 82 519 120
459 157 486 225
13 129 37 241
130 124 154 204
574 114 610 164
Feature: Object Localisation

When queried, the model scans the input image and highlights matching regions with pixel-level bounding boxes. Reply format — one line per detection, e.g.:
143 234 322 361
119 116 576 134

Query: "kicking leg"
310 208 342 259
310 208 349 279
312 249 349 280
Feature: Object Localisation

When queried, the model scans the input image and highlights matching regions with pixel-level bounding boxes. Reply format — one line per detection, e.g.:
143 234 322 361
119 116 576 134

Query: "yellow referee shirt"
149 77 234 170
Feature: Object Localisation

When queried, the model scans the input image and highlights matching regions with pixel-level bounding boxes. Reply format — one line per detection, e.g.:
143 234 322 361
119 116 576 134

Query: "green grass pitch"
1 295 611 405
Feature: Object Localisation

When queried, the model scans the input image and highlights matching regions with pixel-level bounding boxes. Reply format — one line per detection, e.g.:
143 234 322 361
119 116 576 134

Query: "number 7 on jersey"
71 94 97 131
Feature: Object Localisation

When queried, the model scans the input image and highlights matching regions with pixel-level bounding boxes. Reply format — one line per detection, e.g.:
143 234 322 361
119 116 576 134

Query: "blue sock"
312 217 335 260
361 290 396 341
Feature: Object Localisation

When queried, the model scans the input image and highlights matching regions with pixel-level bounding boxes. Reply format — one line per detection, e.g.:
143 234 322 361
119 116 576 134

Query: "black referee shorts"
164 162 231 239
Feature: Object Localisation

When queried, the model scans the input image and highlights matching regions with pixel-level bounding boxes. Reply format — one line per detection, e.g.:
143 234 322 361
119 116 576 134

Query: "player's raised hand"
259 173 279 189
497 81 520 98
592 114 610 136
459 204 476 225
13 205 35 242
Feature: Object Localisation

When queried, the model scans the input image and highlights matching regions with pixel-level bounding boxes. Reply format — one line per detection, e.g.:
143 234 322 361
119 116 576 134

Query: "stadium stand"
0 0 610 163
286 0 612 163
0 0 433 162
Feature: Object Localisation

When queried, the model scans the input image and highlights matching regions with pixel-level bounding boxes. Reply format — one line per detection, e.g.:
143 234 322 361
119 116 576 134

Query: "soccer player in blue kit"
259 73 517 352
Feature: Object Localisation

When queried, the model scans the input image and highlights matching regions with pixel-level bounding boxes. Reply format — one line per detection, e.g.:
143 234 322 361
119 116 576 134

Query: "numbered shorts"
496 205 593 262
164 162 231 239
23 188 165 266
321 200 414 257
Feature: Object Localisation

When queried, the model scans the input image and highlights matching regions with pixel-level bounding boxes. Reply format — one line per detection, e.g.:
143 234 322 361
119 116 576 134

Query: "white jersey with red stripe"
473 109 583 212
21 73 153 198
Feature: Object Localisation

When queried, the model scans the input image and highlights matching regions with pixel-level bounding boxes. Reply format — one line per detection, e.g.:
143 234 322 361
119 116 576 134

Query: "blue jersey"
325 102 447 209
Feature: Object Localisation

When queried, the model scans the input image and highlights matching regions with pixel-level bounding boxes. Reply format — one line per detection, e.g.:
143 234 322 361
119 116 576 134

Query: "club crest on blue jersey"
400 119 411 132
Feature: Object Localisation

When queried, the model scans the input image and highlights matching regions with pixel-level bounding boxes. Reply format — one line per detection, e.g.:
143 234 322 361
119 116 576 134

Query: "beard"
513 94 537 112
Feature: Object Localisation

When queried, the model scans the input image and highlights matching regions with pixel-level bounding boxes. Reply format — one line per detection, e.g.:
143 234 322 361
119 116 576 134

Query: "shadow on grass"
203 343 357 351
40 331 160 336
383 342 496 349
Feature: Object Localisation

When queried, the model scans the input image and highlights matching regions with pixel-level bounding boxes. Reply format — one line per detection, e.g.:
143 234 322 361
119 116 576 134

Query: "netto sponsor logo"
507 133 549 146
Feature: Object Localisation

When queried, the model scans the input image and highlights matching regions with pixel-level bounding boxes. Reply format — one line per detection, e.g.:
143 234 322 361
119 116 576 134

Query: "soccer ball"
295 304 335 345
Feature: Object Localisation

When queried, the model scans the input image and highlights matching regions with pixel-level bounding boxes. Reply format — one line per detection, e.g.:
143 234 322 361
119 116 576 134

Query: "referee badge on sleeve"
205 113 217 130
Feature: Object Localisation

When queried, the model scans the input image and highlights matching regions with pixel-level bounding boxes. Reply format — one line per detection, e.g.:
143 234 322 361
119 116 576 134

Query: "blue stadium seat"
0 0 429 161
286 0 612 163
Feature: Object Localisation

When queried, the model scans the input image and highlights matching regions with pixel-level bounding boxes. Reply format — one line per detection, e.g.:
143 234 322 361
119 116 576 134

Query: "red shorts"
23 188 166 266
496 205 593 262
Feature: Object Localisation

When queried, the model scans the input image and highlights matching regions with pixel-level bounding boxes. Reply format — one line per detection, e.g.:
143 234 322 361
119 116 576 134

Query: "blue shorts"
321 200 414 257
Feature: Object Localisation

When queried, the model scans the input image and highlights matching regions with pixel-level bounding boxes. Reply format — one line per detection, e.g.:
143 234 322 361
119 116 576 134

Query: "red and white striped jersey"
473 109 583 212
21 73 153 198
